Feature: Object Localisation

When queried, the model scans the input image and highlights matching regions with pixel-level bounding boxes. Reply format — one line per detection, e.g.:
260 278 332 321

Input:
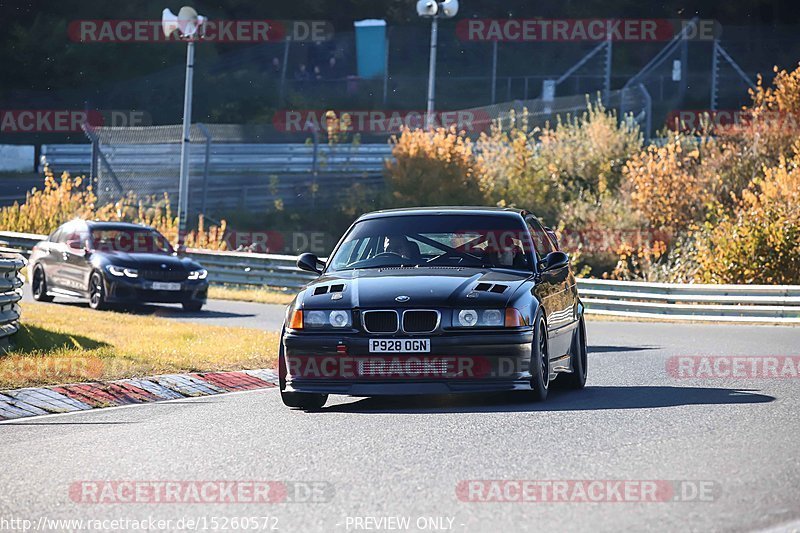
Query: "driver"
383 235 413 258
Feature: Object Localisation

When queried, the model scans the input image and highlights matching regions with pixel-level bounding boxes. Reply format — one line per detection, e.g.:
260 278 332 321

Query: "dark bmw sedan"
29 220 208 311
279 207 587 409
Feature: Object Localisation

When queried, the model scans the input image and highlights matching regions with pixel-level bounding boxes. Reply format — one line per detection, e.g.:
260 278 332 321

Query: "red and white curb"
0 369 279 421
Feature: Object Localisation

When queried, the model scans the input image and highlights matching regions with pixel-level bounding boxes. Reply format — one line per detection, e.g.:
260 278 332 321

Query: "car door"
527 216 576 359
39 227 66 290
60 224 92 295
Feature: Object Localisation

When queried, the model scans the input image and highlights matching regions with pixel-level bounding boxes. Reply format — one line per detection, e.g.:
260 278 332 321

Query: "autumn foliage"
0 165 227 249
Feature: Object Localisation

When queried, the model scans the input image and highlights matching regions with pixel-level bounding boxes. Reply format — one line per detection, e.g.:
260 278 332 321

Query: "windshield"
91 228 174 254
327 214 534 272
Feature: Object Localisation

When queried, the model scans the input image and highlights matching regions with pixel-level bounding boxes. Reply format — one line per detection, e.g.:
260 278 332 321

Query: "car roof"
59 219 155 231
356 206 529 221
86 221 154 231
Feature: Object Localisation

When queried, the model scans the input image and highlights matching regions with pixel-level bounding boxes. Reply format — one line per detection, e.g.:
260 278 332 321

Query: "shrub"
693 147 800 284
0 166 227 249
476 101 641 225
0 167 98 234
475 110 562 222
537 100 642 196
622 133 711 232
384 127 485 207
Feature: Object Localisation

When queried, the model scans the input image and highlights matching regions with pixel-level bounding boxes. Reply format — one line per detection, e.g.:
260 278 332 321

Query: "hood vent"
474 283 508 294
313 284 345 296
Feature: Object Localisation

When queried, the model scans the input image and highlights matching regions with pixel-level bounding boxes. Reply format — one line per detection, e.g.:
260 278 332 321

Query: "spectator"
271 56 281 76
324 56 339 79
294 64 311 81
313 65 323 81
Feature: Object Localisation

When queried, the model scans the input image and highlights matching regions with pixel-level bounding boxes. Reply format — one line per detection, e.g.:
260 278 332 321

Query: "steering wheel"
372 252 405 260
427 249 483 265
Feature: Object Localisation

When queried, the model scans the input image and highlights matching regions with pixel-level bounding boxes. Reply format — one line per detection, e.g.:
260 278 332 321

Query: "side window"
526 217 555 260
49 228 63 243
75 230 91 248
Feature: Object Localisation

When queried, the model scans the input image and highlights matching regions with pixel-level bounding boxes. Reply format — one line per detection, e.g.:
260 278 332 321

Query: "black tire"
281 390 328 410
561 315 588 389
278 330 328 410
88 271 107 310
31 266 54 302
182 301 204 312
525 315 550 402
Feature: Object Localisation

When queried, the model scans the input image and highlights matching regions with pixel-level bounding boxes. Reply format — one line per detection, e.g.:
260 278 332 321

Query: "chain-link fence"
82 123 393 218
71 86 650 221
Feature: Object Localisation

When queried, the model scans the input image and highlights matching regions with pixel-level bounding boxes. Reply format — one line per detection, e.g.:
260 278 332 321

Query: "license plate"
150 282 181 291
369 339 430 353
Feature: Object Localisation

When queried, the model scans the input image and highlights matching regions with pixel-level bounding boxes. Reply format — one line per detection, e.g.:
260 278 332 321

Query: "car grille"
402 310 439 333
357 359 449 377
362 311 398 333
139 270 188 282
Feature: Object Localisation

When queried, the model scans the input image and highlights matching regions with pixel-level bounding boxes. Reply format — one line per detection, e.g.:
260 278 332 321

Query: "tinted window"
90 228 173 254
526 217 556 260
328 214 533 272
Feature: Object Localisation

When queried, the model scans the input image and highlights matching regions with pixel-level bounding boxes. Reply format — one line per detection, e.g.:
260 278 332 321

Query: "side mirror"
539 251 569 273
297 252 323 274
66 239 86 255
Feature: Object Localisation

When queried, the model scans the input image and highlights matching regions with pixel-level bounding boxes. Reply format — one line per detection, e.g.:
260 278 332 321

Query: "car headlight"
106 265 138 278
303 309 352 329
188 269 208 280
453 308 506 327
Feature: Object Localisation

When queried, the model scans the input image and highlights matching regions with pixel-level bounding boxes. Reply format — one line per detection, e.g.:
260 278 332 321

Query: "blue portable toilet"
353 19 387 79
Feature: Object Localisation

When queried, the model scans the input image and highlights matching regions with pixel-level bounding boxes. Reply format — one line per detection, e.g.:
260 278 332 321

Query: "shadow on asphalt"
318 386 775 414
38 298 255 320
125 305 255 320
589 345 658 353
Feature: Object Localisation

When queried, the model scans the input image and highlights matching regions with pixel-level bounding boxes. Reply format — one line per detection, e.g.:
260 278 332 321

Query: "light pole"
416 0 459 129
162 6 206 244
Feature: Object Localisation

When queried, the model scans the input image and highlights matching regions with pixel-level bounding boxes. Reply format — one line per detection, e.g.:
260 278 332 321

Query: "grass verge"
208 285 296 306
0 302 279 390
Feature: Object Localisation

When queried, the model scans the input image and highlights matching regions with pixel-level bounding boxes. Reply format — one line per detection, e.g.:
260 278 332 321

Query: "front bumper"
104 277 208 304
282 330 535 396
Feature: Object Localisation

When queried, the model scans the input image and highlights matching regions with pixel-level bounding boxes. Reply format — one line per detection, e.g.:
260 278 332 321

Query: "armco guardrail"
0 253 24 349
187 248 316 289
577 278 800 323
1 231 799 322
39 143 394 174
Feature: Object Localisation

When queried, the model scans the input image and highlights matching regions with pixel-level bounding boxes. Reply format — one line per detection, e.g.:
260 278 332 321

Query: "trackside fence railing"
2 231 799 323
0 252 25 350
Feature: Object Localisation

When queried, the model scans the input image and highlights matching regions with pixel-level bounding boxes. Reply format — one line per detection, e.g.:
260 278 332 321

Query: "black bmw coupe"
279 207 587 409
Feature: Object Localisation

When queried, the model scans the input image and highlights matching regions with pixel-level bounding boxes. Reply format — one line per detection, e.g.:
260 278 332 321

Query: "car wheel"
182 301 203 312
525 315 550 402
88 271 107 310
278 330 328 410
31 266 54 302
561 315 588 389
281 390 328 410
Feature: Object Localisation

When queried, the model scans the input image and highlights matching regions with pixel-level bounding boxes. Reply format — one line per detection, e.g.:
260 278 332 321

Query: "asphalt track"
2 303 799 532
